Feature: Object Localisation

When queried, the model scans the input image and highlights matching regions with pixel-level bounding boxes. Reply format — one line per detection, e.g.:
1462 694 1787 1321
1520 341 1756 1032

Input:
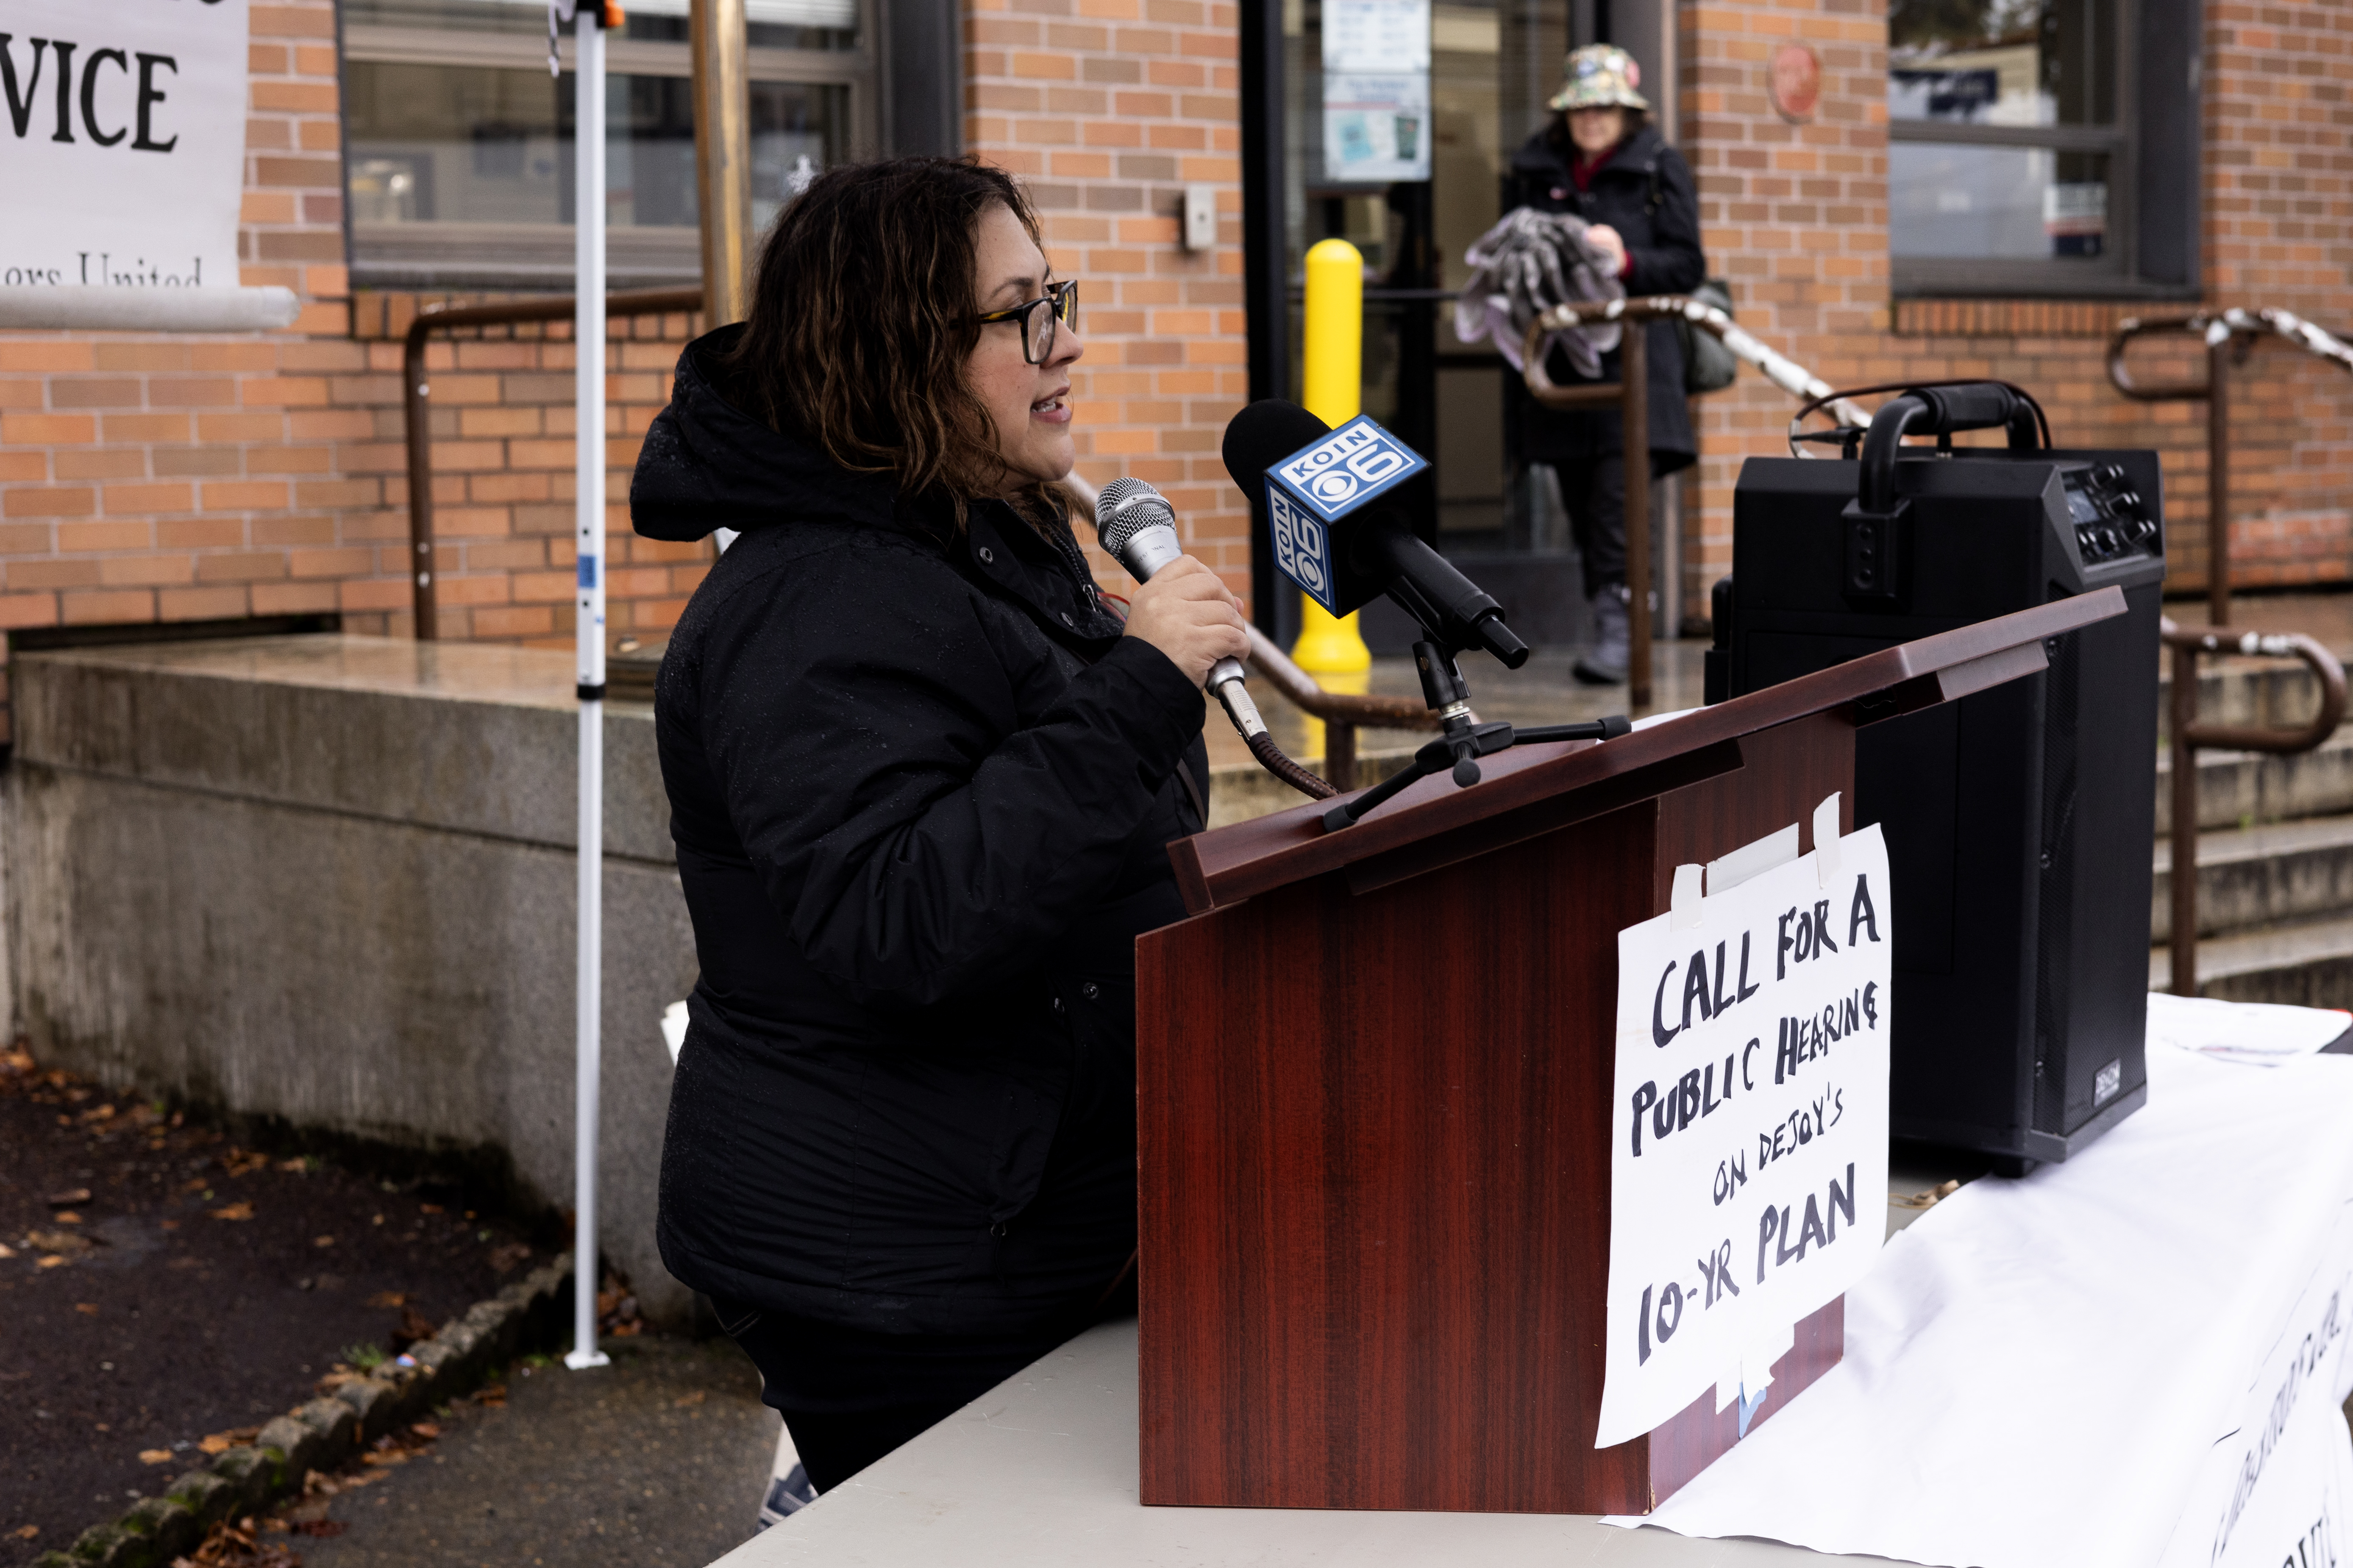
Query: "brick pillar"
1680 0 1890 620
963 0 1254 597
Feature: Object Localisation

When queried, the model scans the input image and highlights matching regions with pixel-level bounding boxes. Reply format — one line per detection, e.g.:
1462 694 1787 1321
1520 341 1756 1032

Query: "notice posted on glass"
1595 811 1892 1449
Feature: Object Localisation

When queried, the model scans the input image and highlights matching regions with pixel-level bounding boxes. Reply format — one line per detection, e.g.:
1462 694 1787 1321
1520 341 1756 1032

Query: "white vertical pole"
566 4 611 1375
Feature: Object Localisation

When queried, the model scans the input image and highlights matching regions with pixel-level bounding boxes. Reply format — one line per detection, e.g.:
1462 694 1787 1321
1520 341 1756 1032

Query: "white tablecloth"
1610 1010 2353 1568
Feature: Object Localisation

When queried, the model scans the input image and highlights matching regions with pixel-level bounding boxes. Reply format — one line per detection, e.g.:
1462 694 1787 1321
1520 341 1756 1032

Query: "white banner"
2157 1201 2353 1568
1596 802 1893 1449
1 0 250 290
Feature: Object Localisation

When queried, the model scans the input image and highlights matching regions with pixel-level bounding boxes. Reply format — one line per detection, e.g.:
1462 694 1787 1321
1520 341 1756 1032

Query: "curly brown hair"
721 156 1051 507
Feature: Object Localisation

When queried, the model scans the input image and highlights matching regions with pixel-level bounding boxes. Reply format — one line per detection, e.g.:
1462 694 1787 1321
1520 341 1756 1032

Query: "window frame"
1888 0 2196 300
340 9 880 289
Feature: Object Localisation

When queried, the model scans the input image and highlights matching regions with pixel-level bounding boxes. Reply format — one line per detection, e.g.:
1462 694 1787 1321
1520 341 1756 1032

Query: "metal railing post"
1622 324 1651 708
2207 331 2231 628
2160 618 2347 995
2169 635 2200 995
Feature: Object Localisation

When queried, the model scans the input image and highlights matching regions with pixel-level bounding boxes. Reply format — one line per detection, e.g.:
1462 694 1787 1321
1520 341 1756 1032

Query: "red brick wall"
0 0 710 727
0 1 359 657
1673 0 2353 621
1678 0 1891 619
963 0 1252 594
349 295 712 647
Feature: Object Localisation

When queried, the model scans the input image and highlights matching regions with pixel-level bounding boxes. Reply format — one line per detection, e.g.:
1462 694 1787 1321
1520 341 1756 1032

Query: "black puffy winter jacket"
631 325 1210 1337
1509 121 1707 466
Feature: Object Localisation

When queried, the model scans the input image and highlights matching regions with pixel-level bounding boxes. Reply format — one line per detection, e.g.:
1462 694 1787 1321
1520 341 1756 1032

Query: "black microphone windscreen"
1221 399 1332 500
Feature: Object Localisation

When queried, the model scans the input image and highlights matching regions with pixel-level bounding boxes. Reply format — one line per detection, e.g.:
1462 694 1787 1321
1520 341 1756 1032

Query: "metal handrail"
1518 296 1871 706
2108 308 2353 627
2161 617 2348 995
403 286 704 639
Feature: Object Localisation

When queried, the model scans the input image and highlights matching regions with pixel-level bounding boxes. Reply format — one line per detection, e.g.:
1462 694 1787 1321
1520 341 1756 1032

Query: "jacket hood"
629 322 899 543
1512 119 1671 183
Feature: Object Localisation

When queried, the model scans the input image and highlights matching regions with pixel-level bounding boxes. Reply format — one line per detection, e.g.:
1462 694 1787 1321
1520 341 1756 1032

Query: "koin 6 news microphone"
1092 478 1264 738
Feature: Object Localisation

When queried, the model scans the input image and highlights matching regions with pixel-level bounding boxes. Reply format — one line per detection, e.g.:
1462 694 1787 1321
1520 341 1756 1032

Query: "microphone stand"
1320 637 1630 832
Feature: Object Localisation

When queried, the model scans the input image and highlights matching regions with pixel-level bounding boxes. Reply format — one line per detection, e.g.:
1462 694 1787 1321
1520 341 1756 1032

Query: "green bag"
1677 278 1739 395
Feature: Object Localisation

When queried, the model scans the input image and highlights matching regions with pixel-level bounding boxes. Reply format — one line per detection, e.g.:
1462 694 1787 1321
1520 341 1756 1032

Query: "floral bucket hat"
1549 43 1649 112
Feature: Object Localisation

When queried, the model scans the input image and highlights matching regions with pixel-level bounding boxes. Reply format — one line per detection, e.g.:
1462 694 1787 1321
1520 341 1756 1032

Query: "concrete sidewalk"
294 1335 774 1568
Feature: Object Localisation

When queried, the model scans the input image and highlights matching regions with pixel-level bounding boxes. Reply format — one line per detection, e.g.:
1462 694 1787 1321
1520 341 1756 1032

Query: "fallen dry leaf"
0 1243 13 1259
418 1202 443 1215
408 1421 441 1439
181 1177 211 1195
487 1241 532 1273
36 1255 66 1269
3 1046 31 1073
364 1290 406 1308
219 1147 269 1177
74 1302 97 1315
27 1228 93 1254
12 1524 35 1540
139 1448 173 1465
389 1304 436 1351
470 1385 506 1408
312 1235 335 1248
160 1219 178 1231
199 1426 261 1455
46 1187 91 1207
1891 1178 1965 1211
673 1390 706 1408
209 1202 254 1222
276 1157 309 1173
53 1211 82 1225
78 1103 115 1123
293 1520 347 1538
359 1448 409 1467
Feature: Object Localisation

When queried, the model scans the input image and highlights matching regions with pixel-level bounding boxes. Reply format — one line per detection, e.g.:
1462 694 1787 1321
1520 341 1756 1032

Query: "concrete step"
2152 814 2353 942
2155 649 2345 748
2150 912 2353 1008
2156 729 2353 834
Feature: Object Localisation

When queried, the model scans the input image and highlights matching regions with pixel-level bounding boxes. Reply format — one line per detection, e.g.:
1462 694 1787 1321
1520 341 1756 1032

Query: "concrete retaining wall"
6 636 698 1323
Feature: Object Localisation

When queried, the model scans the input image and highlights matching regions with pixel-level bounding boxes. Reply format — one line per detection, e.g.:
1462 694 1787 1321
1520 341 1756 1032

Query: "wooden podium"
1135 589 2127 1515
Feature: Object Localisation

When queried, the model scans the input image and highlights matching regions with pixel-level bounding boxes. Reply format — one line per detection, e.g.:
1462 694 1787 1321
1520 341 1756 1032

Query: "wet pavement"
292 1335 775 1568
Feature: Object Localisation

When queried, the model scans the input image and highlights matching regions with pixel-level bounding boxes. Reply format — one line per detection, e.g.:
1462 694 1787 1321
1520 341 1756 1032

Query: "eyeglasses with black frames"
973 279 1079 365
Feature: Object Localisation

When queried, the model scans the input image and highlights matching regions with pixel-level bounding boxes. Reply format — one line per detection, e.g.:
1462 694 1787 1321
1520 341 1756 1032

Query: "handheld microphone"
1221 400 1530 668
1093 477 1271 744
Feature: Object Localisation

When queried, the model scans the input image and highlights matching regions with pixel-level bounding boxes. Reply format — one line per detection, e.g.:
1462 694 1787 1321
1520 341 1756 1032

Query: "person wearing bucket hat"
1510 43 1705 686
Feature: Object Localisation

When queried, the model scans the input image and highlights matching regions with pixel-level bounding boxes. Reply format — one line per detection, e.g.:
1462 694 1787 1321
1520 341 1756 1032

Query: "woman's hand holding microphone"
1122 556 1251 688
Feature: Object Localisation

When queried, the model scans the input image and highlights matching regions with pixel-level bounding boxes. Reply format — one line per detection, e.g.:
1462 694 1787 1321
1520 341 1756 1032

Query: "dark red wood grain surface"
1137 717 1860 1513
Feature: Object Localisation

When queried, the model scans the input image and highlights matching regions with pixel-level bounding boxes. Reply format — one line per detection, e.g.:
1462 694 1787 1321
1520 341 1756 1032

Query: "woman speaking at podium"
629 157 1249 1494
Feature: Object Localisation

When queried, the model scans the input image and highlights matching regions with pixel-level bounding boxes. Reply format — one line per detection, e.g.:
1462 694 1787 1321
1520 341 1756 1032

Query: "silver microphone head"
1093 477 1177 560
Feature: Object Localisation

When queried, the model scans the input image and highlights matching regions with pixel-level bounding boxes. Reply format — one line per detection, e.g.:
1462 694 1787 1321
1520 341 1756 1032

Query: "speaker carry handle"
1817 380 2051 605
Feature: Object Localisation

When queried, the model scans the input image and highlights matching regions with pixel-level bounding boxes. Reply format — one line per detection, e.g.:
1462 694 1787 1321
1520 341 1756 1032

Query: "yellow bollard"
1291 238 1374 676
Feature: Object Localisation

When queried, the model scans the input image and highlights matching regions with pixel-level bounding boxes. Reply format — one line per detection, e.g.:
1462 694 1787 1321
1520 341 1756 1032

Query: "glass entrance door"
1254 0 1679 651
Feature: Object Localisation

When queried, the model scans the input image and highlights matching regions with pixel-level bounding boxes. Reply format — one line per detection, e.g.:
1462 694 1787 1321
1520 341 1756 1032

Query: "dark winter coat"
631 325 1210 1338
1508 120 1707 467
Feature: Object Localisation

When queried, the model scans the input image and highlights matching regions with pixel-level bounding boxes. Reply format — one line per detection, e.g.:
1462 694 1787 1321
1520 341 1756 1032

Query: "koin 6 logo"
1271 416 1428 522
1267 486 1339 612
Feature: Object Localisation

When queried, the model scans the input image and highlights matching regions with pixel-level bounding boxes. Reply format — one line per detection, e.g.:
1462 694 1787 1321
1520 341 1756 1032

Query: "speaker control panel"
2059 462 2160 564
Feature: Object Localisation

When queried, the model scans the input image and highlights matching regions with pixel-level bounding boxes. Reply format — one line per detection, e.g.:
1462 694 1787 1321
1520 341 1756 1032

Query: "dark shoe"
1574 584 1630 684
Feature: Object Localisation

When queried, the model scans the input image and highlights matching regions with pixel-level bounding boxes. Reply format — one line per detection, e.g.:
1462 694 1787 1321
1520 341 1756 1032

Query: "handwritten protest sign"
2 0 250 289
1596 798 1892 1448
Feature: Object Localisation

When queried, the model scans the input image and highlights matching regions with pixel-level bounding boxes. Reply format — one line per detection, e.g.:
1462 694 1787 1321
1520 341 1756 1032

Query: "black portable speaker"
1716 383 2165 1170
